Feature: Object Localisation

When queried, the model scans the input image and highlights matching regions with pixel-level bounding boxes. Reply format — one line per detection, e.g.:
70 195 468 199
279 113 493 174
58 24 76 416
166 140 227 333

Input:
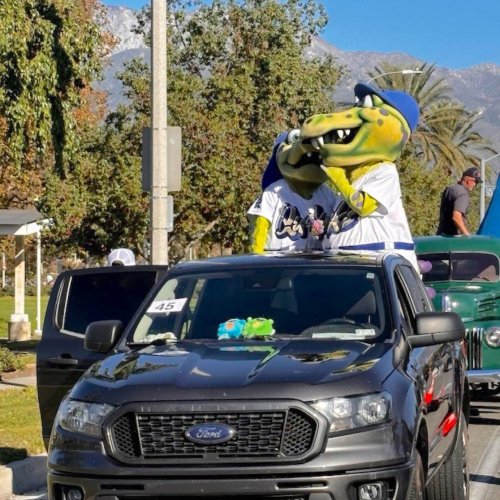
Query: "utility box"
142 127 182 192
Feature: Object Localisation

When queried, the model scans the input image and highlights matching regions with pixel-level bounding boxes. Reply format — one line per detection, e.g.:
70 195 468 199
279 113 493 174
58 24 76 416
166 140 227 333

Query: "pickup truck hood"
429 282 500 323
74 339 393 403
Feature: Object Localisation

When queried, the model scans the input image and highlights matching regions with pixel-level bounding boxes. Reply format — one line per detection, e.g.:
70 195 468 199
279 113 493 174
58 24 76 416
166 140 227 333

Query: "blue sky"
103 0 500 69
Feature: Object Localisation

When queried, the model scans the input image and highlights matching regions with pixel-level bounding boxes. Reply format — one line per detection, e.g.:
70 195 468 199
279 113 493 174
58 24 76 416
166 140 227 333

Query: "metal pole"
366 69 422 84
35 229 41 335
150 0 169 265
480 158 486 222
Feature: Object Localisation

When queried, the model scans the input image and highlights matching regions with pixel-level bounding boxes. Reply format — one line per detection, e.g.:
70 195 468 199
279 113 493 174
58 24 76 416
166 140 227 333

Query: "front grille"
108 405 318 465
466 327 484 369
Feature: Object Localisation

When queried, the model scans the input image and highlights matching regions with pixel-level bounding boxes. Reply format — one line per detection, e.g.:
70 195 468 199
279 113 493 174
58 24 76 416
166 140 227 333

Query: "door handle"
47 357 79 367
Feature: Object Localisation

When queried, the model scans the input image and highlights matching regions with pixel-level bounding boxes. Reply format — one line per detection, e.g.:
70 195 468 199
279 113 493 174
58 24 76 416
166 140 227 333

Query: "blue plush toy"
217 318 247 339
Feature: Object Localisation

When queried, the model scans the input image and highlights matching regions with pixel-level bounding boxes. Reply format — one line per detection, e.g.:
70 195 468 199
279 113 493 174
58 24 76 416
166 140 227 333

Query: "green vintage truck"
415 235 500 395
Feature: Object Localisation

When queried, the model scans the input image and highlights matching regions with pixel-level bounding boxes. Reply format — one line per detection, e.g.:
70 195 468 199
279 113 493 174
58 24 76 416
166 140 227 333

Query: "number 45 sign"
147 298 187 314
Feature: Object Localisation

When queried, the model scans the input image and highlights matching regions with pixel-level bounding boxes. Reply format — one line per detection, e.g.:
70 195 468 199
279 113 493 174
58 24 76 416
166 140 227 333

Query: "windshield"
130 266 390 343
419 252 499 283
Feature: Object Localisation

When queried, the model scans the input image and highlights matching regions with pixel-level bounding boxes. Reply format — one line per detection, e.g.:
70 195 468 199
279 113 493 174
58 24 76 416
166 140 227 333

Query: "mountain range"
100 6 500 175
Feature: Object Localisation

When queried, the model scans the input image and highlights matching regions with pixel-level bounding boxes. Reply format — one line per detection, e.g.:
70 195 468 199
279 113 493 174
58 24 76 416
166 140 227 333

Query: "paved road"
468 392 500 500
13 394 500 500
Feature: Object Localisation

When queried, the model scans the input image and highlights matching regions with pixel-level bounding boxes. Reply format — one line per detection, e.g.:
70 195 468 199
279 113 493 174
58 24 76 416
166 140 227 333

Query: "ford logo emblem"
185 423 236 444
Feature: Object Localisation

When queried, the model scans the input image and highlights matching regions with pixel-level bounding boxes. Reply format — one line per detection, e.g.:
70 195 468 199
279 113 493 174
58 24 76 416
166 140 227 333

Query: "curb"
0 454 47 499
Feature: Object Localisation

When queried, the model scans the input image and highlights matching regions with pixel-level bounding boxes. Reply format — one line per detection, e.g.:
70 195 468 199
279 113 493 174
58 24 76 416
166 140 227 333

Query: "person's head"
107 248 135 266
460 167 482 192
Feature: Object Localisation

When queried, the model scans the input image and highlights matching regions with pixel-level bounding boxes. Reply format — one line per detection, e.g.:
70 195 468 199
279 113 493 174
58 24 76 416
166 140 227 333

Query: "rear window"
418 252 499 283
56 271 158 336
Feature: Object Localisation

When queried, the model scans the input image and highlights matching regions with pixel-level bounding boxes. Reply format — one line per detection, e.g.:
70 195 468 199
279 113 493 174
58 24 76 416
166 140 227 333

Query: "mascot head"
274 83 419 174
261 131 329 193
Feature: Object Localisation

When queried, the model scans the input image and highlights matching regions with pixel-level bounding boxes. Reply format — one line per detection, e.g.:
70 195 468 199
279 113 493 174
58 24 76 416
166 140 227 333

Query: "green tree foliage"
0 0 105 177
123 0 345 262
40 124 150 257
23 1 149 260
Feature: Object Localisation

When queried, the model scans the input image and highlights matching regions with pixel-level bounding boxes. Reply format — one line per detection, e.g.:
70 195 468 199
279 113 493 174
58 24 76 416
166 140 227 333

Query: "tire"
406 449 426 500
426 412 469 500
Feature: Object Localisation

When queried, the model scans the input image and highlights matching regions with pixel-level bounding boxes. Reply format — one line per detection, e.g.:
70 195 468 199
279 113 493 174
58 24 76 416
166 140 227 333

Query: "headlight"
310 392 391 433
484 327 500 348
55 398 115 437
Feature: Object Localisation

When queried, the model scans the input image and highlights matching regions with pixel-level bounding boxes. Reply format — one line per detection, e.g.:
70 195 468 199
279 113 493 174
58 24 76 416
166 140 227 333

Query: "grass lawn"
0 295 49 339
0 387 46 464
0 296 48 463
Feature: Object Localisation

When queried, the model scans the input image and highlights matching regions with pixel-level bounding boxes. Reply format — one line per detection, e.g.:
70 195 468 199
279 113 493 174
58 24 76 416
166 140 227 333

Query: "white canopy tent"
0 209 47 340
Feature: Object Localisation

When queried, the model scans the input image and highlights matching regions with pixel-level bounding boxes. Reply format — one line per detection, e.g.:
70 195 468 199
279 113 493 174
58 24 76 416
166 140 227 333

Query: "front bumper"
468 369 500 384
48 462 412 500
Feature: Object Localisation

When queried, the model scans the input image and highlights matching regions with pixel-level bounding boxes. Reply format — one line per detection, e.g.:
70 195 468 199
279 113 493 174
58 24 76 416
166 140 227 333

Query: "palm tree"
367 62 496 177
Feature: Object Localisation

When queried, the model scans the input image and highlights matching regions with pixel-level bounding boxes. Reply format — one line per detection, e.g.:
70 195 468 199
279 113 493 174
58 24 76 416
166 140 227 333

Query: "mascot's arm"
322 166 378 216
249 215 271 253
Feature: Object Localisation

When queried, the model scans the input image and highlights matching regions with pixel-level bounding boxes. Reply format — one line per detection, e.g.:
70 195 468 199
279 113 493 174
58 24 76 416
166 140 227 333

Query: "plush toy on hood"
277 82 420 271
247 130 339 253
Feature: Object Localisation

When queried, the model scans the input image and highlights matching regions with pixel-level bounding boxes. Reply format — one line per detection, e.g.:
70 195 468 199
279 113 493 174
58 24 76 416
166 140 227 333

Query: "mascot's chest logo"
275 203 326 241
327 201 360 236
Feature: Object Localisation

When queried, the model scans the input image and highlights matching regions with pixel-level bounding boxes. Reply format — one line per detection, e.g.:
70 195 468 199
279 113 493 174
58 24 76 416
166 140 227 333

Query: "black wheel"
406 449 426 500
426 412 469 500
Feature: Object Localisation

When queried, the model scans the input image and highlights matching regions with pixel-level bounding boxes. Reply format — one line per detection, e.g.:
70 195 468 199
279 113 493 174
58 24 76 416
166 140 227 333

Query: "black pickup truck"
37 252 469 500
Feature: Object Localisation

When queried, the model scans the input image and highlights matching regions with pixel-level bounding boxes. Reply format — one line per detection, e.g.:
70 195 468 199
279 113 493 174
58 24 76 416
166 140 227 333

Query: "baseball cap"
107 248 136 266
462 167 482 183
354 82 420 132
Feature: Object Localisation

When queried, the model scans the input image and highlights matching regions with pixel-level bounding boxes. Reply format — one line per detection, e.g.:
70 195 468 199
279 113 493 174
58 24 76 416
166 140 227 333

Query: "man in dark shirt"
437 167 482 236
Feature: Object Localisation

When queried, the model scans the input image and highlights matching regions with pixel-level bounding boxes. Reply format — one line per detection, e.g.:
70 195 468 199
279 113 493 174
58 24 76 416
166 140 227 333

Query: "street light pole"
150 0 169 265
366 69 422 84
480 153 500 222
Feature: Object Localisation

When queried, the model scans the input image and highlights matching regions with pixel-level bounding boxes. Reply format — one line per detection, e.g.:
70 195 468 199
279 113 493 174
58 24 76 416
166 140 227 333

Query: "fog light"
63 486 83 500
358 481 387 500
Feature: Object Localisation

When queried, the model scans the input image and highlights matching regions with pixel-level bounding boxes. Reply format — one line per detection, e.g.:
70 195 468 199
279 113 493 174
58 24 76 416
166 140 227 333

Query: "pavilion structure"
0 209 47 341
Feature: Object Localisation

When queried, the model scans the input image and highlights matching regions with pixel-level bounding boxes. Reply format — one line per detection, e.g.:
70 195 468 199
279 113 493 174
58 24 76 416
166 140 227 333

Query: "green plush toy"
242 317 275 338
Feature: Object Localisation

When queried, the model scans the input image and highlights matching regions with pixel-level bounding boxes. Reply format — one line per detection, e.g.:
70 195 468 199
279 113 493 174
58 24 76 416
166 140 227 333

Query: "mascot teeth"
311 136 324 150
311 130 354 149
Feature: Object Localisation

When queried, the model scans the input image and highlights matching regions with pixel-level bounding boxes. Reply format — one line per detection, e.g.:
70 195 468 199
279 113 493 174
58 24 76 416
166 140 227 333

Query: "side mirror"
408 311 465 348
84 320 123 353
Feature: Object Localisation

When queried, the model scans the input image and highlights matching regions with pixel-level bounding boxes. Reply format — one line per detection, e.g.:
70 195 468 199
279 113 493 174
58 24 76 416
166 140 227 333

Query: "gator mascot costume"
276 82 420 270
247 131 339 253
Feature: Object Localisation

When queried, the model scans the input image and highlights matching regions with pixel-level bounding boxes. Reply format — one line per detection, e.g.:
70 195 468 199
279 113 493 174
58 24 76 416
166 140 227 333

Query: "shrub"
0 347 26 374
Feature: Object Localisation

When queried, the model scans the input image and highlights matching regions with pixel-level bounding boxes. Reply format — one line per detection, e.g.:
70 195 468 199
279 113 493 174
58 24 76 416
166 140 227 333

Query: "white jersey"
248 179 338 251
323 162 419 271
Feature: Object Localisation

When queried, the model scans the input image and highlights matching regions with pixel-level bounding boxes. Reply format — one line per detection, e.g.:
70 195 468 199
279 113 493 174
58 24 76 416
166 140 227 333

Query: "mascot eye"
287 129 301 144
360 95 374 108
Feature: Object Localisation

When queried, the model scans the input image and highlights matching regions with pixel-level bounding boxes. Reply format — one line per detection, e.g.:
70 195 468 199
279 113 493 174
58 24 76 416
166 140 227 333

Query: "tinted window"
131 267 390 343
419 252 499 282
58 271 158 335
397 265 432 313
